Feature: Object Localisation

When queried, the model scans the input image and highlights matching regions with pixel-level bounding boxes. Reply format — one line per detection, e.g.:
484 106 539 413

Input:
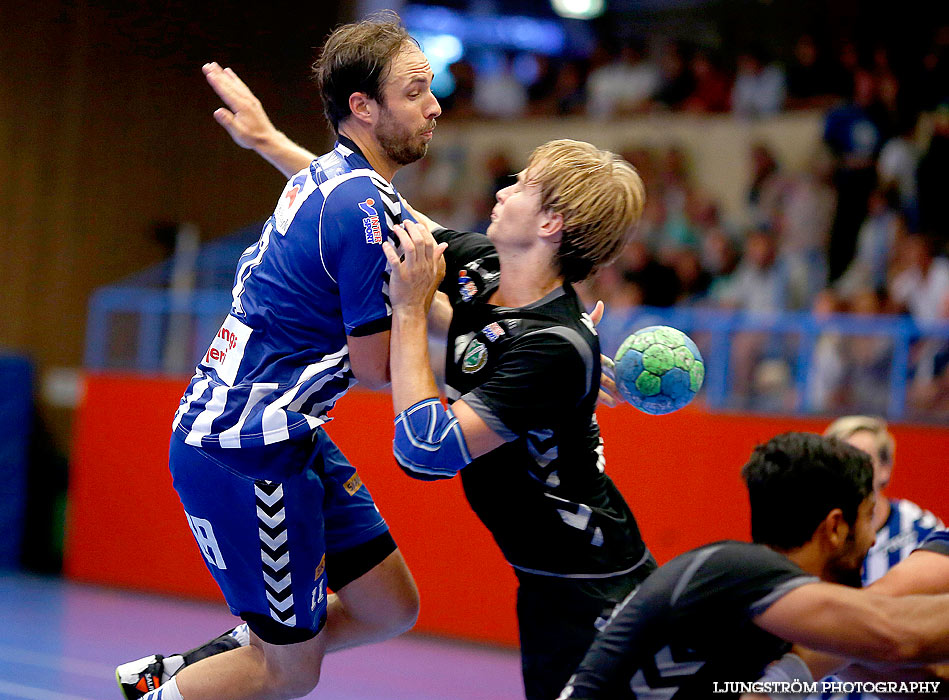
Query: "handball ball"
614 326 705 415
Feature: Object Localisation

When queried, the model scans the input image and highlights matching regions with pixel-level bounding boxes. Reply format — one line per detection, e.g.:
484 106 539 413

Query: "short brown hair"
526 140 646 283
313 11 416 132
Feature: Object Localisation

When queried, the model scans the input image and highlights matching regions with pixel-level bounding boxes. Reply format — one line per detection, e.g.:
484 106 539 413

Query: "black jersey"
434 228 651 578
561 541 819 700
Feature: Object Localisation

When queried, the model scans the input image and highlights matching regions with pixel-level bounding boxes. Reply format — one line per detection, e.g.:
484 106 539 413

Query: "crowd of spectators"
405 27 949 419
437 30 949 123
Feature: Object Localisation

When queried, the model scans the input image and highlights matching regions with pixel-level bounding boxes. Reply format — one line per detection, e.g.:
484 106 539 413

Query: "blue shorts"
169 429 393 644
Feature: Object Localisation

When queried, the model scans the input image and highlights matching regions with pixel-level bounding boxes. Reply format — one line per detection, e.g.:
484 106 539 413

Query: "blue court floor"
0 573 522 700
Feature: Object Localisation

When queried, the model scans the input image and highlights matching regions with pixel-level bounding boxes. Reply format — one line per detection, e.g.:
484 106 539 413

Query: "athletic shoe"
115 654 165 700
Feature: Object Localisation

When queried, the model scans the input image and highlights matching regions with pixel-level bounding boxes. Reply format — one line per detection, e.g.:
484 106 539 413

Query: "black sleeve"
562 543 817 700
917 531 949 557
432 228 496 294
459 331 591 440
668 543 818 625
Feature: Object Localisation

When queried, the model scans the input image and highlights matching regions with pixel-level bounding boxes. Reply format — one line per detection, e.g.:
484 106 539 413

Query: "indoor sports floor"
0 573 522 700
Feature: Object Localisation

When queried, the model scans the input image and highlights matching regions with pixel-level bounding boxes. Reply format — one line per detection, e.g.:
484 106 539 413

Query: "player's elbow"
392 399 472 481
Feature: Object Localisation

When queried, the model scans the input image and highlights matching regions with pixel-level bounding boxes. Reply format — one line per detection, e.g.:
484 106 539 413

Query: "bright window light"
550 0 605 20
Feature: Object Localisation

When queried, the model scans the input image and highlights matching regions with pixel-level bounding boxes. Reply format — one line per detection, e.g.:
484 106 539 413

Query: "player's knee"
388 581 420 635
268 662 322 700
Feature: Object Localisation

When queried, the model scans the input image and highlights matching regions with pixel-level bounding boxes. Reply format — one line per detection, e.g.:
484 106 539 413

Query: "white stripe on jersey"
172 375 211 432
863 498 945 584
260 346 350 444
185 383 231 446
232 222 274 316
218 383 279 449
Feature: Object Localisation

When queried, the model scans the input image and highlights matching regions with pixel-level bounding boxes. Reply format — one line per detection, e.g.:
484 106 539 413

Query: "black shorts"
515 558 657 700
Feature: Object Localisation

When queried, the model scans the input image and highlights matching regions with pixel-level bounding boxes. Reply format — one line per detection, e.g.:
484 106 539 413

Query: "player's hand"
400 196 445 233
588 300 620 407
203 62 279 150
383 220 448 313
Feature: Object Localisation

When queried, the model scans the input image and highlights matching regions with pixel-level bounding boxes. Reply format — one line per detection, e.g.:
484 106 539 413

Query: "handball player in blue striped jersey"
116 12 440 700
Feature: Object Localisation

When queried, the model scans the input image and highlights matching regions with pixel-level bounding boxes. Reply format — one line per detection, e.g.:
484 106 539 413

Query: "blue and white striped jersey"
173 137 409 448
862 498 945 585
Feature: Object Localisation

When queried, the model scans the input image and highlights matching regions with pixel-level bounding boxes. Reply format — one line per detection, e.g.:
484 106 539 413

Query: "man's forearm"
390 306 440 413
257 131 317 178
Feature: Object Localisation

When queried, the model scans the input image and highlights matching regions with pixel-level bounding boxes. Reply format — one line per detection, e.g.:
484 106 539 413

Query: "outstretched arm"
203 62 316 177
754 582 949 665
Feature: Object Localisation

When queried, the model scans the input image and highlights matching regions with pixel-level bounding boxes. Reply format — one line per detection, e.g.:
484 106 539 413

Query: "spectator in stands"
525 54 559 116
836 186 905 298
586 39 659 119
829 38 860 100
681 49 731 113
549 59 588 116
615 240 680 308
807 289 847 412
701 228 741 290
843 289 896 416
731 45 786 117
889 233 949 323
785 34 840 110
823 68 885 281
670 247 712 305
715 230 793 399
770 147 837 307
917 102 949 236
473 52 528 119
917 27 949 112
746 142 786 231
440 60 477 119
653 41 695 110
823 416 945 585
877 112 921 226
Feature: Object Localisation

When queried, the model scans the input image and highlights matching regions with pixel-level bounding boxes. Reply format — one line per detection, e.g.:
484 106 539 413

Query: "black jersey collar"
494 283 569 311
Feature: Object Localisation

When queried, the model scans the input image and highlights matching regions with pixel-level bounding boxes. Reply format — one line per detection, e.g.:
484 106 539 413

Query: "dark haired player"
558 433 949 700
115 12 440 700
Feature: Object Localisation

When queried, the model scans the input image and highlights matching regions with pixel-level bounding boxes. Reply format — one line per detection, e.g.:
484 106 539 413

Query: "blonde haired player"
823 415 944 585
383 139 656 699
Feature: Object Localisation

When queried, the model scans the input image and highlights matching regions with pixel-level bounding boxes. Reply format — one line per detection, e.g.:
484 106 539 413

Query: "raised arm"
203 62 316 177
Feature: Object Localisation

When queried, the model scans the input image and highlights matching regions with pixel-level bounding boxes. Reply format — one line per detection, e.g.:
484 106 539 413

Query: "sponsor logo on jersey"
482 322 505 342
202 315 253 385
275 172 310 234
463 339 488 373
359 198 383 244
343 472 363 496
315 554 325 580
458 269 478 301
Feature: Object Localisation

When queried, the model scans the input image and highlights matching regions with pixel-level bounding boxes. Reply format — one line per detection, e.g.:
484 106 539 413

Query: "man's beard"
375 110 430 166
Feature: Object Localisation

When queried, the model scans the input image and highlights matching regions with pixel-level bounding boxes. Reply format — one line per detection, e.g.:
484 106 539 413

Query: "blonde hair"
823 415 895 466
526 139 646 283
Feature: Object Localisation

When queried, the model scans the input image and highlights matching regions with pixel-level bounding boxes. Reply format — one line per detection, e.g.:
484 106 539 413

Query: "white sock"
230 622 250 647
141 676 184 700
162 654 185 681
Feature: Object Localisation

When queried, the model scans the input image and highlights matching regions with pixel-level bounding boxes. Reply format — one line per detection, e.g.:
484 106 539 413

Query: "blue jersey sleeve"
321 177 401 337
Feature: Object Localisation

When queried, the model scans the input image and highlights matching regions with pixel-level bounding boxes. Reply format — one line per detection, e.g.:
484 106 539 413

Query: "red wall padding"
65 373 949 647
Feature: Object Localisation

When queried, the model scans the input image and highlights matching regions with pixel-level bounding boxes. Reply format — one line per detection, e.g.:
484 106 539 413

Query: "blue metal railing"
83 287 949 422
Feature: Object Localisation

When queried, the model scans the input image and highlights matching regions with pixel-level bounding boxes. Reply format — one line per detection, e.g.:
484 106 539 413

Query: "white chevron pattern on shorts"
255 480 295 625
259 529 288 550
